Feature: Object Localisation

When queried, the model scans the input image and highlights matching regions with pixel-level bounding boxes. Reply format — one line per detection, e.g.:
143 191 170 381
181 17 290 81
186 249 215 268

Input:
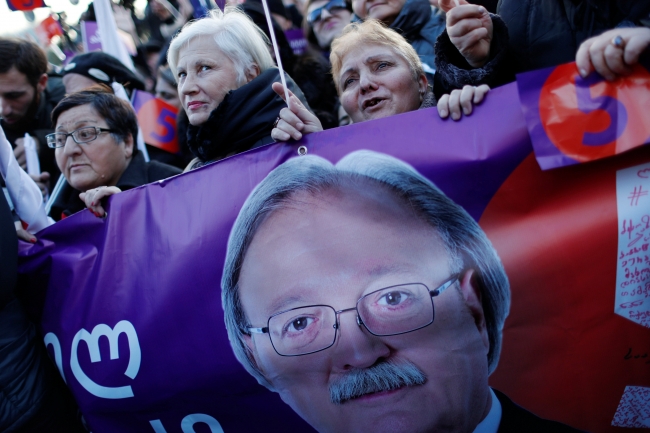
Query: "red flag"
6 0 45 11
36 15 64 43
131 90 180 154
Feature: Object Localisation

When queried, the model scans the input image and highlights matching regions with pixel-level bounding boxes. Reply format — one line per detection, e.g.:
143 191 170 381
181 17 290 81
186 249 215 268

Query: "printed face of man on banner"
222 150 511 433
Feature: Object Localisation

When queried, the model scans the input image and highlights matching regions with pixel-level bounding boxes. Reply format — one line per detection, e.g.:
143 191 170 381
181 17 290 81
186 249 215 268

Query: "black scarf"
186 67 289 163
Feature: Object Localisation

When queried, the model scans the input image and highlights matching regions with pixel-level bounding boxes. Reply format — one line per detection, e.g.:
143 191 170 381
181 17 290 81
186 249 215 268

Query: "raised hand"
270 82 323 142
439 0 493 68
576 27 650 81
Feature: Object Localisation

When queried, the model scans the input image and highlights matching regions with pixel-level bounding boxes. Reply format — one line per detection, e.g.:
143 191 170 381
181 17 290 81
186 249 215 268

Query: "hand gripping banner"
18 80 650 432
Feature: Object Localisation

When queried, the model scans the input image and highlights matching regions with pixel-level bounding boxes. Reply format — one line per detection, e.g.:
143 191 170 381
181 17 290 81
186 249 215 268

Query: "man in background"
0 38 66 191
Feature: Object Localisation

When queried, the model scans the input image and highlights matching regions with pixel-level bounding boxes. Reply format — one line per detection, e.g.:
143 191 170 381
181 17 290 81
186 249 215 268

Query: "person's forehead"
240 180 451 312
56 104 103 129
340 43 401 72
273 178 423 225
178 35 222 61
0 67 32 91
307 0 329 13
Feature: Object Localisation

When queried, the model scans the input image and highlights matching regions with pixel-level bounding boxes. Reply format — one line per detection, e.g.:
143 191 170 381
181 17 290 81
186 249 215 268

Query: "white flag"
94 0 136 72
0 127 54 233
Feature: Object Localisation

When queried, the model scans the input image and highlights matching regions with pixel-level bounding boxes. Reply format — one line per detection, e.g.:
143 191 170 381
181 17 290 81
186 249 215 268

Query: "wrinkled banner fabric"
18 81 650 433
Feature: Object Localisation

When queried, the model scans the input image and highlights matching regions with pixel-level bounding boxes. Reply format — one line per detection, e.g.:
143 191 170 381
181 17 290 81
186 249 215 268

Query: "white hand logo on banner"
70 320 141 399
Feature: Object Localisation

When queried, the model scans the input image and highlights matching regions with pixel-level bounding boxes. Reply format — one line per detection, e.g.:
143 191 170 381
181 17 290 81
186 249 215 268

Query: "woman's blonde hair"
330 19 424 90
168 7 275 86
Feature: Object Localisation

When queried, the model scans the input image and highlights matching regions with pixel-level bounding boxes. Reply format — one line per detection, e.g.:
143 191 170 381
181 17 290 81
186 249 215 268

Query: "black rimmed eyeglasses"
247 274 459 356
46 126 115 149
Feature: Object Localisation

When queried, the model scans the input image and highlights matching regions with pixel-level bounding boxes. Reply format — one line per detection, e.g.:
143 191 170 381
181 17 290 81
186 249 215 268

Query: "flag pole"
259 0 291 105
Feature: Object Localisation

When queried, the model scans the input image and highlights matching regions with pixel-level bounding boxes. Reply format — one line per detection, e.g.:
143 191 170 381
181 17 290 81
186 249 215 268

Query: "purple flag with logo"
81 21 102 52
18 83 528 432
285 28 308 56
18 80 650 432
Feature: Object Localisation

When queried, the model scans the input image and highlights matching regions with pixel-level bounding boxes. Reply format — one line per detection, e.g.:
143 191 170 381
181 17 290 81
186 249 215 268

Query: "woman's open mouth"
363 98 386 110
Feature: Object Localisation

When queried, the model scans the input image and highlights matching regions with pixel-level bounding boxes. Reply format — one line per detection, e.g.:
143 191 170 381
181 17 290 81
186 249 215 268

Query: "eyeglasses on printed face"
46 126 115 148
307 0 348 24
248 274 459 356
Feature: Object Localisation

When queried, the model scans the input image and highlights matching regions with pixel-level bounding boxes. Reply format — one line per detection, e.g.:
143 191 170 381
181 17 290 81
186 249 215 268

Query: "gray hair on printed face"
221 150 510 390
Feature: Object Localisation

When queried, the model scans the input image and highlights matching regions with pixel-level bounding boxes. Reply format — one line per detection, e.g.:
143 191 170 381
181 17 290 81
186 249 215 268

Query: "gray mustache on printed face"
329 359 427 404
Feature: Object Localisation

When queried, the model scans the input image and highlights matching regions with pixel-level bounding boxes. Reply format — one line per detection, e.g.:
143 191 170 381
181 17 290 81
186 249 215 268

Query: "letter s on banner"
70 320 141 399
539 63 650 163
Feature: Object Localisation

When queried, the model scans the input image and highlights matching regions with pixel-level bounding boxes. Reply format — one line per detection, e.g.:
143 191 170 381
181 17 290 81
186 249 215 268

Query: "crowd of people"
1 0 650 430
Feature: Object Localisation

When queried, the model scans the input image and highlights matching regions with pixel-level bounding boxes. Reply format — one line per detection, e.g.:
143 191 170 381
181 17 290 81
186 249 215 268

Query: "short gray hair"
222 150 510 389
167 7 275 85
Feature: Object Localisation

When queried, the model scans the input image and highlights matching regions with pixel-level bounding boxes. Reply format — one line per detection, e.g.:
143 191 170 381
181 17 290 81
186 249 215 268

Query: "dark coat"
0 193 84 432
185 67 308 168
390 0 445 81
433 0 650 93
495 389 587 433
50 151 181 221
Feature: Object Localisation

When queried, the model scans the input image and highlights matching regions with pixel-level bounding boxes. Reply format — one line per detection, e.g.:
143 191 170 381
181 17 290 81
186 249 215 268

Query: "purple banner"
81 21 102 53
285 28 308 56
18 83 530 432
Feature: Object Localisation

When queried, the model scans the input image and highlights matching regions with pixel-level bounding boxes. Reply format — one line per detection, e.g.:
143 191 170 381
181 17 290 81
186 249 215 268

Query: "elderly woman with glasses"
271 19 489 142
47 86 181 220
167 7 309 170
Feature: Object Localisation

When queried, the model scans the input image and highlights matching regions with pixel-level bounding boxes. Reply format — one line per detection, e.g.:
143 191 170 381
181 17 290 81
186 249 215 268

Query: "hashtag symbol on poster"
628 186 648 206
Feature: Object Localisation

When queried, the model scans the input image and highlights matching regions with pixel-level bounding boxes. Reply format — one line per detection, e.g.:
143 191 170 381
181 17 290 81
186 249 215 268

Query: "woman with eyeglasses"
47 85 181 220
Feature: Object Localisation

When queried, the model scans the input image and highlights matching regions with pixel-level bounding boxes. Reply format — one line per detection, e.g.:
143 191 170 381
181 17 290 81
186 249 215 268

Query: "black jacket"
0 193 84 432
495 389 587 433
186 67 307 167
50 151 181 221
434 0 650 93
